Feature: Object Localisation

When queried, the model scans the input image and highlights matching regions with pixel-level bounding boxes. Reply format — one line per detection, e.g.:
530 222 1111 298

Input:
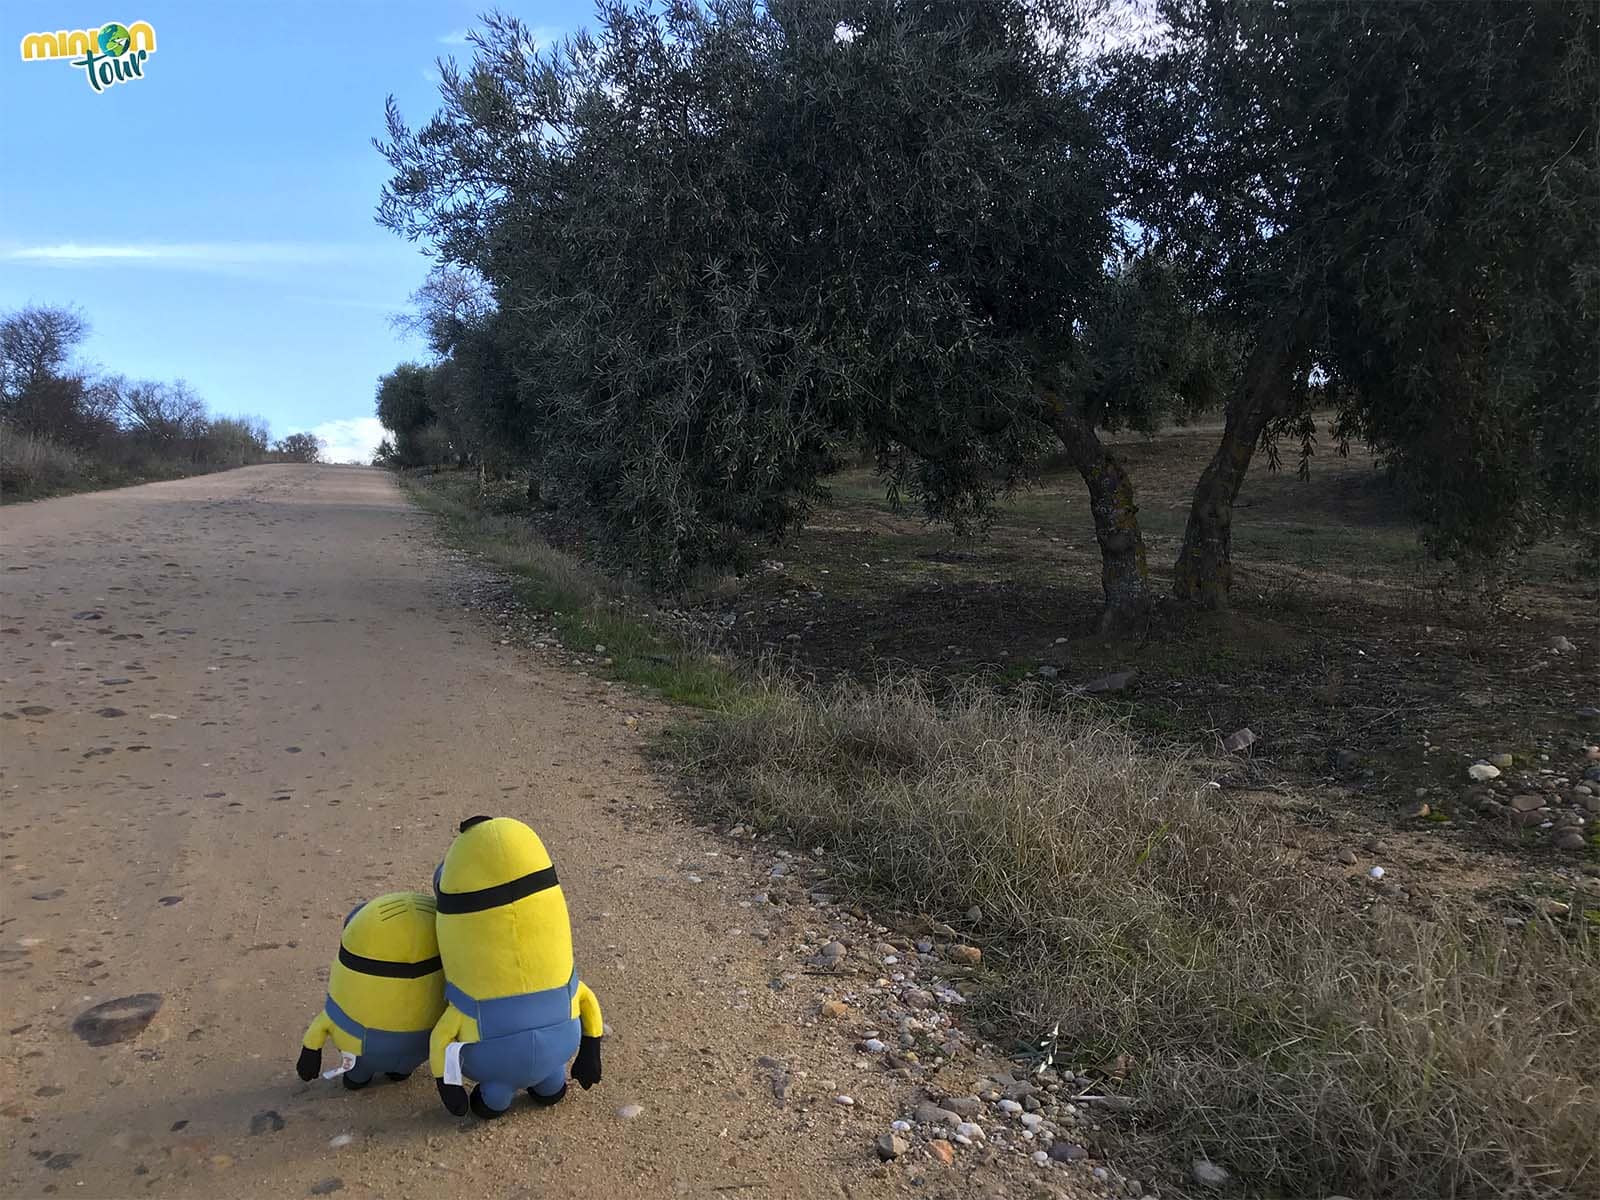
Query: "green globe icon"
98 23 131 56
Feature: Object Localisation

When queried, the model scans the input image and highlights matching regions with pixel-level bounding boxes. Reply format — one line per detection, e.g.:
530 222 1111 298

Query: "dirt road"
0 466 927 1200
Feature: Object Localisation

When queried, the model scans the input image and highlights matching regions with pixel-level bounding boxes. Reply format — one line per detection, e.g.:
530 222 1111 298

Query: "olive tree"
1104 0 1599 604
381 1 1209 617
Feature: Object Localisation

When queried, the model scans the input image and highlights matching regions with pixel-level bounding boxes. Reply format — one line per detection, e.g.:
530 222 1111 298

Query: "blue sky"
1 3 583 461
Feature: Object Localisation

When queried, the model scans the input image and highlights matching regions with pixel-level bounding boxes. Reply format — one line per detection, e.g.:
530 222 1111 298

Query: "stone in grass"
1084 669 1138 695
1553 829 1587 851
1221 727 1257 754
947 944 981 966
1191 1158 1231 1190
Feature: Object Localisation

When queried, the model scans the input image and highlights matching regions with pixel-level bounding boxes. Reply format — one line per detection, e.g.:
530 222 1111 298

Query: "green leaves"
378 1 1114 587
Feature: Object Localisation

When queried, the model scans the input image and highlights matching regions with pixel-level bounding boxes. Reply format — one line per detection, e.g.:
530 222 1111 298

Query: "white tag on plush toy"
443 1041 465 1087
322 1051 357 1080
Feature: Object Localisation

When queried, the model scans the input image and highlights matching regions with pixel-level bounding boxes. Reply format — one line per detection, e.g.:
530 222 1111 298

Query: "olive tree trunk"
1050 405 1151 633
1172 329 1299 607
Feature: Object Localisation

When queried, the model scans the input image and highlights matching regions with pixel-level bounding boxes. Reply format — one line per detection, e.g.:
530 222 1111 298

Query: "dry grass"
677 674 1600 1199
0 422 85 498
403 471 746 709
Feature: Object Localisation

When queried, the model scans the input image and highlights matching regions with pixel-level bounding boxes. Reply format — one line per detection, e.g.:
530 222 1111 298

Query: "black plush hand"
437 1079 469 1116
572 1035 603 1089
296 1046 322 1082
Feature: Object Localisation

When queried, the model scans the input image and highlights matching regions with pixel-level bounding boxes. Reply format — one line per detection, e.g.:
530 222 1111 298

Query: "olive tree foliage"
375 362 440 466
1104 0 1599 604
379 1 1180 594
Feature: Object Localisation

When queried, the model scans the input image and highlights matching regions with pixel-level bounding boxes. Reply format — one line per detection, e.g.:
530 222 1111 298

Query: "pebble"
996 1099 1023 1115
616 1104 644 1119
915 1100 960 1126
1554 829 1586 851
1032 1150 1051 1166
927 1139 955 1166
955 1121 984 1140
1468 763 1501 782
1489 753 1515 769
1020 1112 1044 1129
1511 795 1547 812
862 1038 887 1053
1049 1142 1087 1163
819 999 849 1019
1336 847 1358 865
876 1133 909 1160
1368 866 1385 880
71 993 162 1047
820 940 846 959
948 944 981 966
328 1134 353 1149
835 1094 855 1107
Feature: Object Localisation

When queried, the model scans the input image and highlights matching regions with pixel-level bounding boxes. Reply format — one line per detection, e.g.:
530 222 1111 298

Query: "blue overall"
323 995 431 1085
451 973 582 1112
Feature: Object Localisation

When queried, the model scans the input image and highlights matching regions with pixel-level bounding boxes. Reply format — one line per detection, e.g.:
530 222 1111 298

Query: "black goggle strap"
433 864 559 915
337 945 443 978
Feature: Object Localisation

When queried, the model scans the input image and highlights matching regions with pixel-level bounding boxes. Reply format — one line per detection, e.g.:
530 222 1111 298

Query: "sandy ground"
0 466 956 1200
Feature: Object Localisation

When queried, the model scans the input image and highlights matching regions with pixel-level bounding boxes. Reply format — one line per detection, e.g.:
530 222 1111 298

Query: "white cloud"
308 417 386 465
3 241 357 270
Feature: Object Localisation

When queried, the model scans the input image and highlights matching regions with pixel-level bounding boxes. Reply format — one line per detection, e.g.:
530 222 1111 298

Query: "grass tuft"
677 673 1599 1199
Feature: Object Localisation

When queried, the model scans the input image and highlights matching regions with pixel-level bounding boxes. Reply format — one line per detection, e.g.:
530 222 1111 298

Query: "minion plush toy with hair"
295 892 445 1088
429 816 604 1118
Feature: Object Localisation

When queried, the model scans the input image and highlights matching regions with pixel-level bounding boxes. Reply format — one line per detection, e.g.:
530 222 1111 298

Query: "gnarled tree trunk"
1172 328 1300 607
1050 404 1151 633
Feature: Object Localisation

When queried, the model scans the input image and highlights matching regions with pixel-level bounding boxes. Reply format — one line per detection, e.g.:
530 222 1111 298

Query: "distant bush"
1 303 278 499
0 421 84 496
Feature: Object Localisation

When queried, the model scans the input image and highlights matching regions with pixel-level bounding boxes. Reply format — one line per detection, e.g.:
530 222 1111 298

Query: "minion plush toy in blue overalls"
295 892 446 1088
429 816 604 1118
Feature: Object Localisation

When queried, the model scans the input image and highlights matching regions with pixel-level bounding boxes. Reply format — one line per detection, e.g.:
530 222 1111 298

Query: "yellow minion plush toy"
429 816 604 1118
295 892 446 1089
